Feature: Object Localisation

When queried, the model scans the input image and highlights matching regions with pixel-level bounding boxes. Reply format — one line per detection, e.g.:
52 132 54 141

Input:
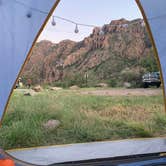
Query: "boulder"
43 120 60 130
32 85 43 92
24 90 36 96
95 83 108 88
50 87 63 91
124 82 131 88
69 85 79 90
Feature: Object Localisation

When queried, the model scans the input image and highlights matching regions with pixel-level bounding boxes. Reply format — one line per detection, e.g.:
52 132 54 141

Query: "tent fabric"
0 159 15 166
0 0 59 122
0 150 15 166
7 138 166 165
138 0 166 98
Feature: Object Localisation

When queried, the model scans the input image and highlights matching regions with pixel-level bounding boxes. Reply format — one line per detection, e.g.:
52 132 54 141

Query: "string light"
51 16 56 26
14 0 146 34
74 24 79 33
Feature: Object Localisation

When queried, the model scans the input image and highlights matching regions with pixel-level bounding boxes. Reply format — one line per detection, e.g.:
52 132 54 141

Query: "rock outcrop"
21 18 154 84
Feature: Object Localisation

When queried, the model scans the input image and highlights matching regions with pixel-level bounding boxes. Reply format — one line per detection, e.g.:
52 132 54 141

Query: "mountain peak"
110 18 129 25
22 18 153 85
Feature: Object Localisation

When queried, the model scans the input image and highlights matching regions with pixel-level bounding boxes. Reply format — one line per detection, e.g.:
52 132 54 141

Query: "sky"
38 0 143 43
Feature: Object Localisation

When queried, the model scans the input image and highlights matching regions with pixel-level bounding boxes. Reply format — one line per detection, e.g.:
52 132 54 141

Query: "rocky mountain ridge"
22 18 156 87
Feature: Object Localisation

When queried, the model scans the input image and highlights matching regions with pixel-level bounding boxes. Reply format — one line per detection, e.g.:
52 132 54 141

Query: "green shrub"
107 79 117 87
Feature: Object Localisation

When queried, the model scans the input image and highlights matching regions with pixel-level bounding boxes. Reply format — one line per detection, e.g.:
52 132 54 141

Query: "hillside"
21 18 158 87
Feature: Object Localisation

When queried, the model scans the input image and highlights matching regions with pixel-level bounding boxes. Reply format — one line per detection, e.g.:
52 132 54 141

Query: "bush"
107 79 117 87
51 73 88 88
139 54 158 72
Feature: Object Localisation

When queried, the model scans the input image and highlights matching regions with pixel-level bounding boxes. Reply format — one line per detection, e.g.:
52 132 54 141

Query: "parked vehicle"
142 72 161 88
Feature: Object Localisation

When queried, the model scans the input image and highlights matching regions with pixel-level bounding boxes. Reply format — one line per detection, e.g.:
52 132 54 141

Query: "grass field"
0 88 166 150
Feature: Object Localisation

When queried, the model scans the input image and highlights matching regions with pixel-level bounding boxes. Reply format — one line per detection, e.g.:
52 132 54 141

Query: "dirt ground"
80 88 163 96
15 88 163 97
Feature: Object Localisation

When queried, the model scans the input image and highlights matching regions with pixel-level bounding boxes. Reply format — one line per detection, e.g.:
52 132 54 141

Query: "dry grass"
0 88 165 150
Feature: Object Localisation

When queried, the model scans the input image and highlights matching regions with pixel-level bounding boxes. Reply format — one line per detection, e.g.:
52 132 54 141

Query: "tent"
0 0 166 165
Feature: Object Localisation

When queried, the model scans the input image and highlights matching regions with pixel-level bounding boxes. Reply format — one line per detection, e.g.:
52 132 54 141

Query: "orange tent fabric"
0 159 15 166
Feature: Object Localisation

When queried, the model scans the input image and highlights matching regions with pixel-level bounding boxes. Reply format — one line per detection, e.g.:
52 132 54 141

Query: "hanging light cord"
14 0 96 28
13 0 151 33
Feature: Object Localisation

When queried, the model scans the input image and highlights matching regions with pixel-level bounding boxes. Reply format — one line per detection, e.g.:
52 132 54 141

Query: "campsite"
0 0 166 165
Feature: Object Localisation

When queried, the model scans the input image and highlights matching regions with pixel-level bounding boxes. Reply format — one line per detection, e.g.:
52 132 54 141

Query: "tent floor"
7 138 166 165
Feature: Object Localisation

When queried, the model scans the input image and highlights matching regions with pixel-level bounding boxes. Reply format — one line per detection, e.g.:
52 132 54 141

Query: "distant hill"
21 18 158 87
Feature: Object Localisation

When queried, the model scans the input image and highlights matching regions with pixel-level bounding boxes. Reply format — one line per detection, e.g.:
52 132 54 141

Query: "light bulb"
51 16 56 26
74 24 79 33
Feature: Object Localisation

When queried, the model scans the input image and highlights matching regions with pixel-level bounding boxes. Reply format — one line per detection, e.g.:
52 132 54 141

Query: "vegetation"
47 51 159 89
53 73 87 88
139 54 159 72
0 89 165 150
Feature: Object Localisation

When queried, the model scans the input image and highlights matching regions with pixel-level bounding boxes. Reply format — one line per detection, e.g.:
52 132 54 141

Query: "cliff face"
22 18 154 85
